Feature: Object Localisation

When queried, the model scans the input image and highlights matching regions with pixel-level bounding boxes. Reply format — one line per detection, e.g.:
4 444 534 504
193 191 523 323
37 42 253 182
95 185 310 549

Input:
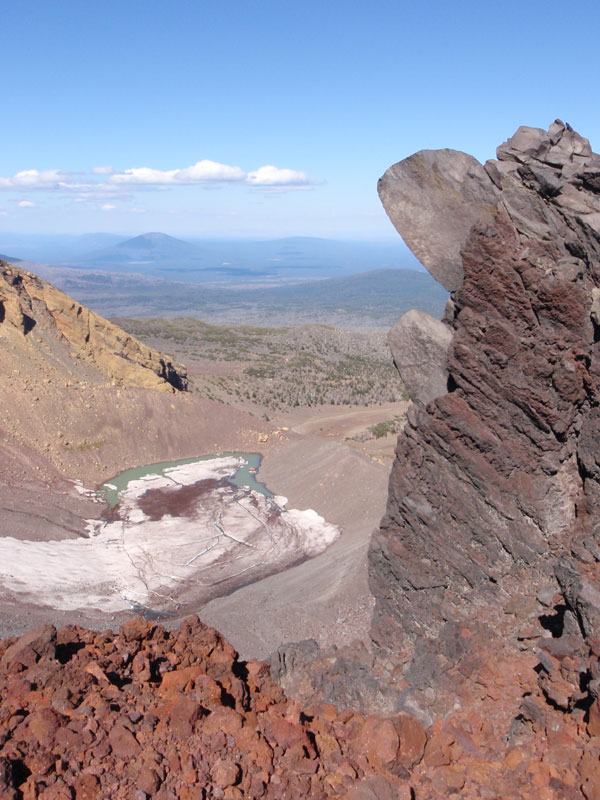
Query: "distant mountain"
78 232 201 269
62 233 422 282
0 253 22 263
0 233 126 264
109 232 198 254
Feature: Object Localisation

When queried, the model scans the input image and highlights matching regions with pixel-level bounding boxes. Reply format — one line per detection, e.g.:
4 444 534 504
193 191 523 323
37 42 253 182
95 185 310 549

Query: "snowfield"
0 456 340 613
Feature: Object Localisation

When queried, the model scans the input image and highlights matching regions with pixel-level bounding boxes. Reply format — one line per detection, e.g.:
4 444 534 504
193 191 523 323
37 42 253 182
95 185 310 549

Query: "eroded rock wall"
0 262 187 391
370 121 600 716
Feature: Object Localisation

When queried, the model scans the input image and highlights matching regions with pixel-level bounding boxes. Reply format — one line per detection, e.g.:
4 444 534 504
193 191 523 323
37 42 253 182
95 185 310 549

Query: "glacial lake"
100 452 273 508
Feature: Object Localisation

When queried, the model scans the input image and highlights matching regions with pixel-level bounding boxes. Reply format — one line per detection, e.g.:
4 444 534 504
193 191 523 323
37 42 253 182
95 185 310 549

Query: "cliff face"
370 121 600 716
0 262 187 392
0 261 280 491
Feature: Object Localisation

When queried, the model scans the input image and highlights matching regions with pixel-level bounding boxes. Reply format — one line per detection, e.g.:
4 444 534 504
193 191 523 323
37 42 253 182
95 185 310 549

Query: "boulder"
387 309 452 405
0 623 56 671
378 149 499 291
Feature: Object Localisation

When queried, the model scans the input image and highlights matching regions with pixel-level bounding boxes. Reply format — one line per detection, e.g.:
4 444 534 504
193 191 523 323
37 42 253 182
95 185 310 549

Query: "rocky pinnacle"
370 121 600 718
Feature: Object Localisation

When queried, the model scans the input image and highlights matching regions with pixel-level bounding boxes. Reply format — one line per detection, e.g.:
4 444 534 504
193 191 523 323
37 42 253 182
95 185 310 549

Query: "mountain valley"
0 260 391 658
113 316 409 463
3 121 600 799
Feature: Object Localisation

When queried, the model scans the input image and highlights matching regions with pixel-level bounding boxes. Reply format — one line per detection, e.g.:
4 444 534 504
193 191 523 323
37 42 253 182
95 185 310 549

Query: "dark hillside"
54 267 448 328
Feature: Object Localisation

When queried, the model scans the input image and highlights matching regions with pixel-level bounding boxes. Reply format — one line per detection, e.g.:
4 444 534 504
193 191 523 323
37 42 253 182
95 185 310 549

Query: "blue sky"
2 0 599 239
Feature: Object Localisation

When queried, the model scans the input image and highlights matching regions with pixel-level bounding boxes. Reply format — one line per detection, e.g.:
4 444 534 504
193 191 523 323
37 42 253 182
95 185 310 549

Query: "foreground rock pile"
3 615 599 799
0 616 430 799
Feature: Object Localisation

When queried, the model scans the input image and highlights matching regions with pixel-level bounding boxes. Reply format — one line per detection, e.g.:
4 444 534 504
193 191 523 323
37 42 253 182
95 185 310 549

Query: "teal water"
100 452 272 508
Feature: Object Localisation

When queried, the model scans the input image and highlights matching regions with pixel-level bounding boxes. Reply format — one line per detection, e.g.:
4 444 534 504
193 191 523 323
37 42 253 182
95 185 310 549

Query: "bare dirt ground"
275 400 409 463
200 436 390 658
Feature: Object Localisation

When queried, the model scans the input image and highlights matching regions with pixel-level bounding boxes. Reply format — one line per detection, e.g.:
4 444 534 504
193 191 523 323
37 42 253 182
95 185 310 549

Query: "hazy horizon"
0 230 422 281
0 230 406 245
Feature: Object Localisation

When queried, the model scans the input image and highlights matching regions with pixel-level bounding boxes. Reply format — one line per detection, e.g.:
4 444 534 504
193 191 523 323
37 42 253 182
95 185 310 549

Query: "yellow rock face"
0 261 187 392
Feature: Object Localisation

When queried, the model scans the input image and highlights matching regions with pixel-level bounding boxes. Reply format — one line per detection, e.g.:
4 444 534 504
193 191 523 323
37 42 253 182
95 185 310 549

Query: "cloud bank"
246 165 313 186
0 160 319 195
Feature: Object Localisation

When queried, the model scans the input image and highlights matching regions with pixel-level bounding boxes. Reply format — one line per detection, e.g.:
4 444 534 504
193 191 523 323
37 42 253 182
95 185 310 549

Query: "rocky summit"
371 121 600 750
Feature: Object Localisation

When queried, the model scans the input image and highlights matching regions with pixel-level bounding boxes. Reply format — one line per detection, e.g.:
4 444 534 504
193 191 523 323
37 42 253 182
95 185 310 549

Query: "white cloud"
110 159 246 185
18 200 36 208
130 208 146 213
0 168 118 195
0 160 320 197
0 210 8 216
0 169 79 190
101 203 116 211
0 170 87 194
110 160 317 189
246 165 315 187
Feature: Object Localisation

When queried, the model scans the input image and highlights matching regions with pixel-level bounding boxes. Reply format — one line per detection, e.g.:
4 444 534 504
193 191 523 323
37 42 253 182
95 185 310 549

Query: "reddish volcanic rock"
1 623 57 672
355 717 399 771
0 613 596 797
0 617 429 799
